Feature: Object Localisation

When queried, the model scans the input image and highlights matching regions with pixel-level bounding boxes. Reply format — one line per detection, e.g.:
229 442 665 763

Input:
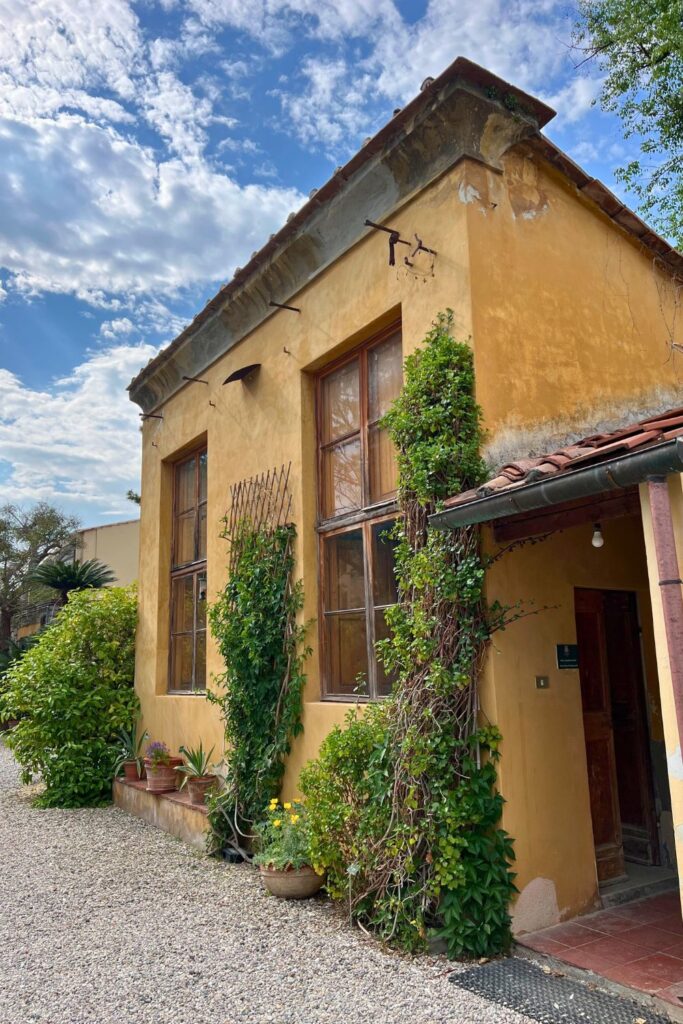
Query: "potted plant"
254 799 324 899
178 741 216 805
144 740 182 793
114 723 149 782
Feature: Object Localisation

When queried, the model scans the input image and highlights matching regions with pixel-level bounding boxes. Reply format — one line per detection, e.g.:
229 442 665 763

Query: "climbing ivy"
302 311 517 956
207 521 309 855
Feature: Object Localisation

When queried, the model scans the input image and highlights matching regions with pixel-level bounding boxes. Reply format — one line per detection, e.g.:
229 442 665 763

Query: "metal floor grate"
450 957 670 1024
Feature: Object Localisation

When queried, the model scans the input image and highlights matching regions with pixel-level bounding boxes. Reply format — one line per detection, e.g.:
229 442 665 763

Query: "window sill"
316 500 398 533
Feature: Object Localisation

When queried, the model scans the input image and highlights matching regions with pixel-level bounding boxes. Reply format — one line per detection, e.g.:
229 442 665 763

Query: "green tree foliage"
0 503 80 652
1 586 138 807
301 312 517 957
576 0 683 246
30 558 116 606
208 523 309 855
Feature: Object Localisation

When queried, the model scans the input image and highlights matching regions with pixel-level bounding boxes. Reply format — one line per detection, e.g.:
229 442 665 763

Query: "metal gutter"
430 437 683 530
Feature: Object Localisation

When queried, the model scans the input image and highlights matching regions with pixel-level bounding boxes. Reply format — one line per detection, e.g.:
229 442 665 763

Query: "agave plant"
30 558 117 605
178 741 214 786
114 723 149 778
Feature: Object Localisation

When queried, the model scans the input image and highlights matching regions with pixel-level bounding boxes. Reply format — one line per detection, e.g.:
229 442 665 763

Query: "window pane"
368 333 402 422
368 424 398 505
321 360 360 443
171 574 194 633
195 631 206 691
322 437 362 518
198 451 208 503
198 504 207 560
372 520 398 606
175 457 195 514
197 571 207 628
171 635 193 690
325 613 368 696
374 609 397 697
174 511 196 566
325 530 365 610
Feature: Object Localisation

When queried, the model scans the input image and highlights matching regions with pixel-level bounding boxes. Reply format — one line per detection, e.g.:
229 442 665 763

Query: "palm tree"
30 559 117 606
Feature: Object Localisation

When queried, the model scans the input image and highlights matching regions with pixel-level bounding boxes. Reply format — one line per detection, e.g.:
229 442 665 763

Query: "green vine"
207 521 309 856
302 311 517 956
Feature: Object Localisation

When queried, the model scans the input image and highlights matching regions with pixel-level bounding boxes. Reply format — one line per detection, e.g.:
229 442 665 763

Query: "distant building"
14 518 139 639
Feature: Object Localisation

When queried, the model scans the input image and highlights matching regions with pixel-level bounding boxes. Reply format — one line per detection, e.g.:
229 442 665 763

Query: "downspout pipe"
430 437 683 530
646 476 683 749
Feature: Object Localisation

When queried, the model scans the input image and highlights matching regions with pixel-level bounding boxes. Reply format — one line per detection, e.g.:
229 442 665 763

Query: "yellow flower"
273 819 282 828
283 802 292 810
290 814 299 824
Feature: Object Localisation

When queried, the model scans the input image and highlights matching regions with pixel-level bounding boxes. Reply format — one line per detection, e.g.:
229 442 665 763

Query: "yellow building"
15 518 140 638
128 57 683 934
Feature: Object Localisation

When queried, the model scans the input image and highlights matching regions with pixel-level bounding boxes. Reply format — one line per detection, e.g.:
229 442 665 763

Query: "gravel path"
0 742 534 1024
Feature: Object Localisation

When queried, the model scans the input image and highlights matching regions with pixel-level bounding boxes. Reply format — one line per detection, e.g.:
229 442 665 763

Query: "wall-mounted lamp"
591 523 604 549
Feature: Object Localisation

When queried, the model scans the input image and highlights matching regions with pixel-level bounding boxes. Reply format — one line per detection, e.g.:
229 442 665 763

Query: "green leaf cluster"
576 0 683 246
0 586 138 807
207 523 309 852
301 312 516 957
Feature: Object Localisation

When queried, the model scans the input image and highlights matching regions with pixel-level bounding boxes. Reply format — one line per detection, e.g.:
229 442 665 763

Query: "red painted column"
647 477 683 748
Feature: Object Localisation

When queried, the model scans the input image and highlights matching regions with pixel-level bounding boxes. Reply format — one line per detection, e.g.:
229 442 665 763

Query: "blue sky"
0 0 638 523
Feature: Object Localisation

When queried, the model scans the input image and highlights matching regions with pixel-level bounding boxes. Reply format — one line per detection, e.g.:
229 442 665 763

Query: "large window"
317 326 402 699
169 449 207 693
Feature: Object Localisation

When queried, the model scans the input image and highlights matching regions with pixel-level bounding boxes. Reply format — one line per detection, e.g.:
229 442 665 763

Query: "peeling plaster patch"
511 877 560 934
668 746 683 781
480 112 536 168
521 205 549 220
483 385 683 472
458 182 481 205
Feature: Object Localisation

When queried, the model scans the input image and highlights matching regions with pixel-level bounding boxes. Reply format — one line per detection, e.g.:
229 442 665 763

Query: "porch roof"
431 408 683 531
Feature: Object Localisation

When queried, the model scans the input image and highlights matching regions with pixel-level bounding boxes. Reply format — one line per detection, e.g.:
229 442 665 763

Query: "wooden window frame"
169 448 207 694
316 323 402 701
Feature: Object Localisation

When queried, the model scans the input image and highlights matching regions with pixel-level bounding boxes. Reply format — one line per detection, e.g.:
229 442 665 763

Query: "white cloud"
276 57 375 151
0 113 303 300
0 343 157 518
100 317 135 339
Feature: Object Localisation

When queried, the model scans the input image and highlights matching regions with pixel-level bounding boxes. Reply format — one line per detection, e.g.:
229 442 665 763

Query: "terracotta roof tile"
446 407 683 509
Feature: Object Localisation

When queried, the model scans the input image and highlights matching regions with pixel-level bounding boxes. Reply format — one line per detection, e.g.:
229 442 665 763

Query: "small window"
317 325 402 699
169 449 207 693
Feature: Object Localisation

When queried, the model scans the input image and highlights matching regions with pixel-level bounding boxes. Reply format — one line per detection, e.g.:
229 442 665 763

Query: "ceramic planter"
122 760 141 782
259 865 324 899
144 756 183 793
186 776 215 806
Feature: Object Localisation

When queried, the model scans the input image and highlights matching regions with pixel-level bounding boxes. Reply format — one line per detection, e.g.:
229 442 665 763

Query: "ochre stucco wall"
135 167 473 778
483 514 661 933
461 149 681 466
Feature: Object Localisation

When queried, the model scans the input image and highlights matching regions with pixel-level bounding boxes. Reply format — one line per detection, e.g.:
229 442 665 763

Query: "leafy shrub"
1 586 138 807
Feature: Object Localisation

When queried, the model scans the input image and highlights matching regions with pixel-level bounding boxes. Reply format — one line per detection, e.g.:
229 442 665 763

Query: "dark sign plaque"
556 644 579 670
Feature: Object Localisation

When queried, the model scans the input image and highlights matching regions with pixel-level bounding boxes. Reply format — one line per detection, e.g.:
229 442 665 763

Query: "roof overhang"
430 437 683 530
128 57 555 413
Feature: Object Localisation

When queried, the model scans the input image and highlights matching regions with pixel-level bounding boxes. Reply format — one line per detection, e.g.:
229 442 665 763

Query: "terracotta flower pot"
122 760 141 782
144 756 183 793
259 865 325 899
186 776 215 806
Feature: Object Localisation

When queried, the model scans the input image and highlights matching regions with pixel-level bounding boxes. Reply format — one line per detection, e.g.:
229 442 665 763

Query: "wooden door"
603 591 658 866
575 588 625 883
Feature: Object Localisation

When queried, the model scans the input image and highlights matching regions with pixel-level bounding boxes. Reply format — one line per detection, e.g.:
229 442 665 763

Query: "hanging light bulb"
591 523 604 548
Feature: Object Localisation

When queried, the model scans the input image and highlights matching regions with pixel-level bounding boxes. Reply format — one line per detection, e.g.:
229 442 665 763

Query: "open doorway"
575 587 672 890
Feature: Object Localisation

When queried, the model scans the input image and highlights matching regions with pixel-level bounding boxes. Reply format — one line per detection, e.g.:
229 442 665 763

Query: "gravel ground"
0 742 535 1024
